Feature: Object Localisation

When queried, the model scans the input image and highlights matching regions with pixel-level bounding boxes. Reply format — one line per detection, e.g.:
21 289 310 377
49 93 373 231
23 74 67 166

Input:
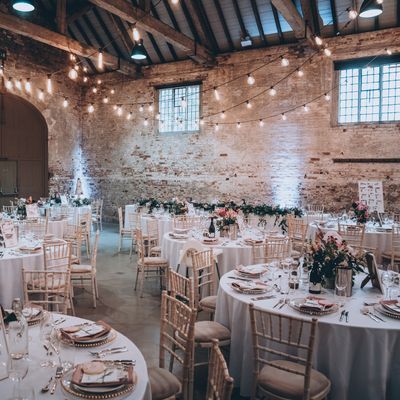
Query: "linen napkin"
231 281 268 293
61 320 111 342
235 264 268 277
380 300 400 314
299 297 334 311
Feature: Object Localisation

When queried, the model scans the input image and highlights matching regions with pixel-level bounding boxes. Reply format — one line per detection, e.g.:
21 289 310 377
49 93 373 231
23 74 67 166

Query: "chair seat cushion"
71 264 93 273
199 295 217 311
148 367 181 400
194 321 230 343
143 257 169 266
258 360 331 400
28 278 66 290
150 246 161 253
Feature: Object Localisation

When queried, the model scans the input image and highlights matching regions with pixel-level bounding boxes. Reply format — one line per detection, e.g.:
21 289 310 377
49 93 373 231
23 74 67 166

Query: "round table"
161 233 253 275
215 271 400 399
0 314 151 400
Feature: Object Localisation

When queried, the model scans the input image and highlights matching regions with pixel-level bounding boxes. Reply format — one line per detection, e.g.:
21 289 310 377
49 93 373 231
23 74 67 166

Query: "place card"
1 221 17 248
26 204 39 219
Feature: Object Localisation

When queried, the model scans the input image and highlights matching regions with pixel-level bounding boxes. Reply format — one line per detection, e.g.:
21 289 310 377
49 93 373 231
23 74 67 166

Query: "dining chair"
148 291 197 400
78 211 91 256
206 339 234 400
71 230 100 307
128 211 141 257
43 241 72 271
252 237 291 264
134 229 169 298
173 215 196 230
381 226 400 272
337 223 365 256
287 215 308 259
249 304 331 400
305 205 325 214
176 239 204 277
118 207 133 253
2 205 17 215
146 218 161 256
91 199 103 231
63 224 83 264
22 269 73 315
18 219 47 240
167 268 194 308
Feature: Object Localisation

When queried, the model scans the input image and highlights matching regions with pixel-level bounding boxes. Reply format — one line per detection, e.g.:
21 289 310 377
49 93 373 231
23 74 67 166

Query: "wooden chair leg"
134 266 139 291
139 268 145 298
92 276 97 308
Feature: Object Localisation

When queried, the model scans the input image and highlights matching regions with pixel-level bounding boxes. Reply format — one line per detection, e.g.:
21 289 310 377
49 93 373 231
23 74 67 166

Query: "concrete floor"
73 223 244 399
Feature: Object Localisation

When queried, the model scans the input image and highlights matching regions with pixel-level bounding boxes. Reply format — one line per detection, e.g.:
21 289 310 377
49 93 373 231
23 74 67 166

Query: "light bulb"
348 9 358 19
303 104 309 112
297 69 304 77
139 105 144 112
324 93 331 101
133 27 140 41
236 122 241 129
221 111 226 119
214 87 220 101
324 48 332 57
103 96 109 104
74 65 79 71
127 112 133 120
83 67 88 73
246 101 252 109
259 119 264 127
171 0 179 4
315 36 323 46
247 74 255 85
38 89 44 101
97 50 104 70
68 68 78 80
200 118 204 125
46 75 52 94
386 48 392 55
148 103 154 112
377 0 383 3
69 53 76 62
16 79 22 90
92 87 97 93
97 79 102 85
113 105 117 110
110 89 115 94
25 79 31 92
63 98 68 108
215 123 219 131
5 77 13 90
144 118 149 126
269 87 277 96
281 113 287 121
83 76 88 83
88 104 94 113
180 98 187 108
117 106 123 116
281 56 289 67
156 113 160 120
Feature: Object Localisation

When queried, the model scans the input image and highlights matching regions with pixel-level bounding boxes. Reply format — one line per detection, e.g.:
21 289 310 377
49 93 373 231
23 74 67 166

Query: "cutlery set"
89 346 128 358
273 298 287 309
361 307 385 323
339 310 349 322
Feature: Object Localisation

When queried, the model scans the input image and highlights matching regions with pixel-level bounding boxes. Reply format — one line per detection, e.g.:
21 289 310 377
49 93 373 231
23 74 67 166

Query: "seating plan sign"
1 220 17 248
358 181 384 213
26 204 39 219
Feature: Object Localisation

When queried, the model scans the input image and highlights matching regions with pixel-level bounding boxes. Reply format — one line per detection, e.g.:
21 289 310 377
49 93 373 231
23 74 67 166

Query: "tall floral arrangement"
351 201 369 224
215 207 238 230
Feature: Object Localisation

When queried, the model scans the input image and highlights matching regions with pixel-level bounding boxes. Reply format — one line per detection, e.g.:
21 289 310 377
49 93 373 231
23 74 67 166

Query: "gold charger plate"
58 329 117 348
289 298 339 316
374 304 400 319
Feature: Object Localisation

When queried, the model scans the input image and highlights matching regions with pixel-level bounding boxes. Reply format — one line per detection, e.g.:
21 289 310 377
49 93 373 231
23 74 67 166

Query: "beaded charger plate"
289 298 339 316
230 283 269 295
374 304 400 319
61 369 135 399
58 329 117 348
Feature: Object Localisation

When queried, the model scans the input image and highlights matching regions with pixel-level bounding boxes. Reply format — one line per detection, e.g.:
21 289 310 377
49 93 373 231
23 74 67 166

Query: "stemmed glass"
381 269 396 300
39 313 58 368
7 356 29 400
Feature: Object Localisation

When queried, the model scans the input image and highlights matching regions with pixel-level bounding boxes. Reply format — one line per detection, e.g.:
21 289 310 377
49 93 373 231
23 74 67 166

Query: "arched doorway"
0 92 48 206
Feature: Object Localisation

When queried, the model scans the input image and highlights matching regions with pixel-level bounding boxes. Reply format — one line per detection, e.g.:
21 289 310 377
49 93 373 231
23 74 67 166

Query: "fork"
50 366 63 395
273 299 284 308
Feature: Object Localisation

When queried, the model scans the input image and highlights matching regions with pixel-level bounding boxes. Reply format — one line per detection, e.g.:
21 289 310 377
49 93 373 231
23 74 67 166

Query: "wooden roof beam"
271 4 284 44
67 4 94 24
300 0 323 37
0 11 137 76
213 0 235 51
250 0 267 46
88 0 214 65
56 0 67 34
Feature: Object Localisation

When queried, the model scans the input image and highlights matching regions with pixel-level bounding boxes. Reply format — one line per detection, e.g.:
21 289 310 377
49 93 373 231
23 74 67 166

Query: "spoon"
41 377 53 393
361 307 380 322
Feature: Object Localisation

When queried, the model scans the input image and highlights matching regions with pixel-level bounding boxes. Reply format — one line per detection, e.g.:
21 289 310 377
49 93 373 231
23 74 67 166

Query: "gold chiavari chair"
118 207 133 252
63 224 83 265
252 237 291 264
146 218 161 256
206 339 234 400
148 291 197 400
381 226 400 272
249 304 331 400
128 211 141 257
18 219 47 240
167 268 194 308
337 223 365 256
91 199 103 231
78 210 91 256
43 241 72 271
2 205 17 215
173 215 200 230
134 229 169 298
287 215 308 259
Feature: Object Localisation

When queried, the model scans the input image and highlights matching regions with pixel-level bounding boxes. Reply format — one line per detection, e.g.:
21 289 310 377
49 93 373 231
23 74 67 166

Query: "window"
158 84 201 133
338 61 400 124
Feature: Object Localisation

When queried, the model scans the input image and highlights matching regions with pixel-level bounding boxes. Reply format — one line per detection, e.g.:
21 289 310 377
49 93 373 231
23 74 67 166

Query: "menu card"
1 221 17 248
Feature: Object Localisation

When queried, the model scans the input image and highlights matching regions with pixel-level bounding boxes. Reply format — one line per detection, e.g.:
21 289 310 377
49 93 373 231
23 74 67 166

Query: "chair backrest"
393 213 400 225
159 291 196 400
174 215 197 230
252 237 290 264
178 239 204 267
3 205 17 215
287 215 308 242
43 242 71 271
191 250 216 307
18 219 47 239
146 218 159 242
135 229 145 263
22 268 71 314
168 268 194 308
337 223 365 252
389 226 400 269
249 304 318 400
127 211 141 230
305 205 324 214
206 339 234 400
118 207 124 230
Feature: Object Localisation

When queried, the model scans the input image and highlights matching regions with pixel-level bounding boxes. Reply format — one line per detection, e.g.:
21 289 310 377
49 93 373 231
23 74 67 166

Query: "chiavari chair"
167 268 194 308
118 207 133 252
337 223 365 256
146 218 161 256
128 211 141 257
252 237 291 264
287 215 308 259
91 199 103 231
381 226 400 272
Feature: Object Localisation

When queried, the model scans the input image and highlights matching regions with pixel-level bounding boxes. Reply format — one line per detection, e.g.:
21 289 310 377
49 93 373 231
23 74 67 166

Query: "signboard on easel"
358 181 384 213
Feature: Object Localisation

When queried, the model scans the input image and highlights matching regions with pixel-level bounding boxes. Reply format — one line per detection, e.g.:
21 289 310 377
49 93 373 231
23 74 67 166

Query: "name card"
1 221 17 248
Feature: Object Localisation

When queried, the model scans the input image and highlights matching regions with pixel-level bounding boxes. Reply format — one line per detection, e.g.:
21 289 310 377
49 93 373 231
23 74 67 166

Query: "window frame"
155 81 202 134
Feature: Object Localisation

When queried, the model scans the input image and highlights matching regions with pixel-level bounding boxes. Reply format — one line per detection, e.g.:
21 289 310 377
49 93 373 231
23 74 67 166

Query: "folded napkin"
300 298 334 311
72 361 134 388
380 300 400 314
19 244 42 252
236 264 268 276
202 237 218 244
173 228 190 234
244 239 263 245
61 320 111 342
169 232 189 239
22 307 42 319
231 281 268 293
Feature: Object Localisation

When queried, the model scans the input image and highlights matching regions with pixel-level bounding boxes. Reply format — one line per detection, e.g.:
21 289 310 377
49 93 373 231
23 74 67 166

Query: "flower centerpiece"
303 230 365 294
168 199 188 216
215 207 239 239
14 197 27 219
351 201 369 224
72 197 91 207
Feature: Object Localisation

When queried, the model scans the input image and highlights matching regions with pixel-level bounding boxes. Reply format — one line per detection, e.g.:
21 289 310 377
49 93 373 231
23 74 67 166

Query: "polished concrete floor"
73 223 244 399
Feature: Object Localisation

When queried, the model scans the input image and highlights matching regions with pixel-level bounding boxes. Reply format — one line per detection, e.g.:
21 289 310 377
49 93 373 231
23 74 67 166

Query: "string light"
110 89 115 94
144 118 149 126
83 67 88 73
88 103 94 113
221 111 226 119
148 103 154 112
63 97 68 108
171 0 179 4
103 96 109 104
127 112 133 120
139 105 144 112
16 79 22 90
156 113 160 120
236 122 241 129
303 104 309 112
5 77 12 90
68 68 78 80
297 69 304 77
69 53 76 62
215 123 219 131
200 117 204 125
180 97 187 108
38 88 44 101
97 79 102 85
281 56 289 67
247 74 255 85
324 93 331 101
324 48 332 57
269 86 277 96
98 50 104 70
92 87 98 93
281 113 287 121
133 26 140 41
113 105 118 110
117 105 123 116
246 100 252 109
259 119 264 127
315 36 323 46
46 74 52 94
385 48 392 55
74 65 79 71
348 8 358 19
83 76 88 83
214 87 220 101
25 78 31 92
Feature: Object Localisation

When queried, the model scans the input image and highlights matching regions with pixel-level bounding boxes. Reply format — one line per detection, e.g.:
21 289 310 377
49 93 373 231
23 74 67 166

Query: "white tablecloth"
47 219 68 239
161 233 253 275
215 271 400 399
0 314 151 400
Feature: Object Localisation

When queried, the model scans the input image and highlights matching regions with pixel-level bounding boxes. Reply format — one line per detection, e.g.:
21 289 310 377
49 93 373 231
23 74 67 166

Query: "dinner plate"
289 298 339 316
235 264 268 278
374 304 400 319
230 283 269 295
59 329 117 348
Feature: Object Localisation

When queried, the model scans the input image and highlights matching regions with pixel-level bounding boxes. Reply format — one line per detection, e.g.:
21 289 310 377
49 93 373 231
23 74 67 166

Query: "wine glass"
335 272 348 306
381 270 393 300
7 356 29 400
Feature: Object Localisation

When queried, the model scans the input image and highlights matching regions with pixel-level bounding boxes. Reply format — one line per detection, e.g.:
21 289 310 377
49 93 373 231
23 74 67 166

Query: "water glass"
7 356 30 400
335 272 348 306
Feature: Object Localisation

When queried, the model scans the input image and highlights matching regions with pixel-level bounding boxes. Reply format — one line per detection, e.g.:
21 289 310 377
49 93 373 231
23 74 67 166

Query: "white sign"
26 204 39 219
1 221 17 248
358 181 384 213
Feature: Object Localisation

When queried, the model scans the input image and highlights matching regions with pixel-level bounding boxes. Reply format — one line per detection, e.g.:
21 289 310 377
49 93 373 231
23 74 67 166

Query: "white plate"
289 298 339 316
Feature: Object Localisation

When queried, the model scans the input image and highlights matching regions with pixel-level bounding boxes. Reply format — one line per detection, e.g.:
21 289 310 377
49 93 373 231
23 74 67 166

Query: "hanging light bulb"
139 105 144 112
314 36 323 46
221 111 226 119
46 74 52 94
156 113 160 120
180 97 187 108
348 8 358 19
133 26 140 41
259 119 264 127
127 112 133 120
88 103 95 113
25 78 31 93
38 89 44 101
92 87 98 93
324 93 331 101
200 117 204 125
74 65 79 71
247 74 255 85
63 97 69 108
113 105 118 110
281 56 289 67
96 79 101 85
324 48 332 57
117 105 123 116
385 48 392 55
269 86 277 96
303 104 309 112
281 113 287 121
83 67 88 73
103 96 109 104
16 79 22 90
83 76 88 83
246 100 252 109
148 103 154 112
5 77 13 90
110 89 115 95
215 123 219 131
297 69 304 77
68 68 78 80
144 118 149 126
98 50 104 70
214 87 220 101
12 0 35 12
70 53 76 62
236 122 241 129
